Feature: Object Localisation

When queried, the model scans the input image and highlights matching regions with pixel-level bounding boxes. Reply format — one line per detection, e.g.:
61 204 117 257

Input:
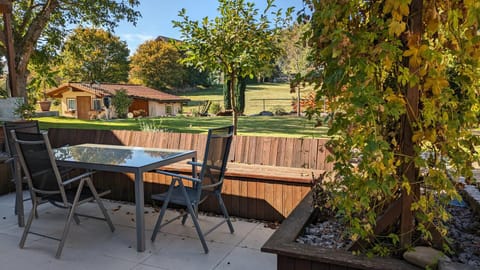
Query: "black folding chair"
12 131 115 258
3 121 40 222
150 126 235 253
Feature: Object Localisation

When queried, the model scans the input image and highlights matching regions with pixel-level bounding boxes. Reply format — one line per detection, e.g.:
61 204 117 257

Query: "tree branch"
17 0 59 72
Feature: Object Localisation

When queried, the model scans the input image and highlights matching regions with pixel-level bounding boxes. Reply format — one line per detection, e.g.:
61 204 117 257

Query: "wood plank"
308 139 318 170
294 258 312 270
278 256 295 270
247 179 257 220
289 138 301 168
283 183 294 219
222 179 232 215
230 174 240 217
247 136 257 164
276 137 286 167
239 178 248 217
256 179 265 220
273 182 284 220
268 137 279 166
301 138 311 169
264 181 275 221
253 137 268 165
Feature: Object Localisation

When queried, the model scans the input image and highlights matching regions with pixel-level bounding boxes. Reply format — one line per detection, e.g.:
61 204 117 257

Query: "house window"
166 105 173 115
92 98 102 111
66 98 76 111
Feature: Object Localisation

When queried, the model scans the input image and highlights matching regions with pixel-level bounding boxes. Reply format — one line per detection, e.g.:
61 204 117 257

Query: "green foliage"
2 0 139 97
303 0 480 255
130 39 185 89
172 0 292 132
223 82 232 110
224 77 247 113
60 27 130 83
277 23 311 78
14 99 36 120
209 102 222 115
271 105 287 116
28 63 59 101
111 89 132 118
138 119 167 132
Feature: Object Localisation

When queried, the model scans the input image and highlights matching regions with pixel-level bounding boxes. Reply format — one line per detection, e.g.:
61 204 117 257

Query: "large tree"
304 0 480 255
60 27 130 83
173 0 291 134
130 38 185 89
278 22 311 116
0 0 139 97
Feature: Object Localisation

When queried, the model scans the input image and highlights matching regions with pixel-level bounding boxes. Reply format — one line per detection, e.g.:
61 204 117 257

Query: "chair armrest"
62 171 96 186
154 170 202 183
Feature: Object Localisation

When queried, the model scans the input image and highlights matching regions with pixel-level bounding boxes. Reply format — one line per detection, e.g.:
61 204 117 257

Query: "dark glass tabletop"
53 143 194 168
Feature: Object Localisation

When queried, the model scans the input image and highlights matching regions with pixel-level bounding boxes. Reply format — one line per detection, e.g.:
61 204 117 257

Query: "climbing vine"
302 0 480 255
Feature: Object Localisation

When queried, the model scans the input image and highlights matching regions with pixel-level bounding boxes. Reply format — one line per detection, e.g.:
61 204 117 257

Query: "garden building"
46 82 189 119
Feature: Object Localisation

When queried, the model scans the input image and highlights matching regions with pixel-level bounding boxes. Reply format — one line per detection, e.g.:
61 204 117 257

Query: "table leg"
134 170 145 252
15 159 24 227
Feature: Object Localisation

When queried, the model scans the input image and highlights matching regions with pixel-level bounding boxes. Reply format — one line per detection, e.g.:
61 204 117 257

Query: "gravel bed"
296 202 480 268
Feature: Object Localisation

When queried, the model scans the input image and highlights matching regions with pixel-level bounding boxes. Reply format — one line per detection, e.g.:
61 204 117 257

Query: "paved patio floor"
0 192 277 270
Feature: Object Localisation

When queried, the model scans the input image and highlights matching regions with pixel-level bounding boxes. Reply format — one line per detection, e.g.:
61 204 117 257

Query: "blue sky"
114 0 305 54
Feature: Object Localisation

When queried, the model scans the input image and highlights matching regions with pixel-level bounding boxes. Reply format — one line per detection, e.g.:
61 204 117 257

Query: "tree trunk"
1 0 59 98
399 0 423 249
297 85 301 117
229 72 238 135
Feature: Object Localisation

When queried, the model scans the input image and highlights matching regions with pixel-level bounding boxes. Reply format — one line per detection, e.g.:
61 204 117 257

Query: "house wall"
148 101 182 116
59 90 97 118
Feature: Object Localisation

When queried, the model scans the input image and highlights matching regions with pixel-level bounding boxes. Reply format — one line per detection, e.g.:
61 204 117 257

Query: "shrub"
271 105 287 116
111 89 132 118
138 119 167 132
209 102 222 115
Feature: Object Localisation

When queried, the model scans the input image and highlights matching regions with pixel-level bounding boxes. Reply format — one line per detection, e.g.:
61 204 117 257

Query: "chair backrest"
197 126 234 198
3 120 40 158
11 131 65 197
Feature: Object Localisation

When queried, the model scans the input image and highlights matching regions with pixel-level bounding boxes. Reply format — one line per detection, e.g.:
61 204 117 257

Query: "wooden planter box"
261 192 421 270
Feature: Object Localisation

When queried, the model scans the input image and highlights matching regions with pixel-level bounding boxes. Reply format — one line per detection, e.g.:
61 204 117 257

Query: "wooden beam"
0 1 11 14
1 1 18 97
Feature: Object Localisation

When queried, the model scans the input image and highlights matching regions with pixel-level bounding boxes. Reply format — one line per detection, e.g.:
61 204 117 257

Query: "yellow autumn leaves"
384 0 410 37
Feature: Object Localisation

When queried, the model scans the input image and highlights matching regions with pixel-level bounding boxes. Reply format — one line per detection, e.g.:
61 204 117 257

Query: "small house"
47 83 190 120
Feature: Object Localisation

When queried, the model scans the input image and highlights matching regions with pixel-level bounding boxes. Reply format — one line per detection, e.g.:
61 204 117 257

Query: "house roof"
46 83 190 103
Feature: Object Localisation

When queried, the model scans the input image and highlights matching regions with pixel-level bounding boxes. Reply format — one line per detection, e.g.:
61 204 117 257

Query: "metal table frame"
52 143 196 252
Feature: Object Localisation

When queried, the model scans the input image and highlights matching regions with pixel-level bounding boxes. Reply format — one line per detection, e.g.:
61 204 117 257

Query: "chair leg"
179 182 208 254
181 212 188 225
19 199 38 248
216 192 234 233
85 178 115 232
56 180 85 259
73 214 81 225
151 178 176 242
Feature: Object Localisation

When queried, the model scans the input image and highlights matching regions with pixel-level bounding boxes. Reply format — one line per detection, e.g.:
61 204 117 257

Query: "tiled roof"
47 83 190 103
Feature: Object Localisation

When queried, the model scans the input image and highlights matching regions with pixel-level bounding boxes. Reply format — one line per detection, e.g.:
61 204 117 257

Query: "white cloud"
121 33 155 42
119 33 155 54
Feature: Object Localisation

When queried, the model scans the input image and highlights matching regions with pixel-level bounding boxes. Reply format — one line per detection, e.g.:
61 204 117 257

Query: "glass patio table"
53 143 197 252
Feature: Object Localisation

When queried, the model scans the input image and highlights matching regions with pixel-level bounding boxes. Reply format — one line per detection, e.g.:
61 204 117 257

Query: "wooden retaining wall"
48 128 332 222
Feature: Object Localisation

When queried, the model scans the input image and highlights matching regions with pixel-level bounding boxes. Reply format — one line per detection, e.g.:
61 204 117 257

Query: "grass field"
179 83 314 115
36 115 328 138
34 83 328 138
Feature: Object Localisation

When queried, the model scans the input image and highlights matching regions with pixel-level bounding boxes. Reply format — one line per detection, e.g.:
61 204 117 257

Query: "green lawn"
34 83 327 138
179 83 313 115
36 115 328 138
